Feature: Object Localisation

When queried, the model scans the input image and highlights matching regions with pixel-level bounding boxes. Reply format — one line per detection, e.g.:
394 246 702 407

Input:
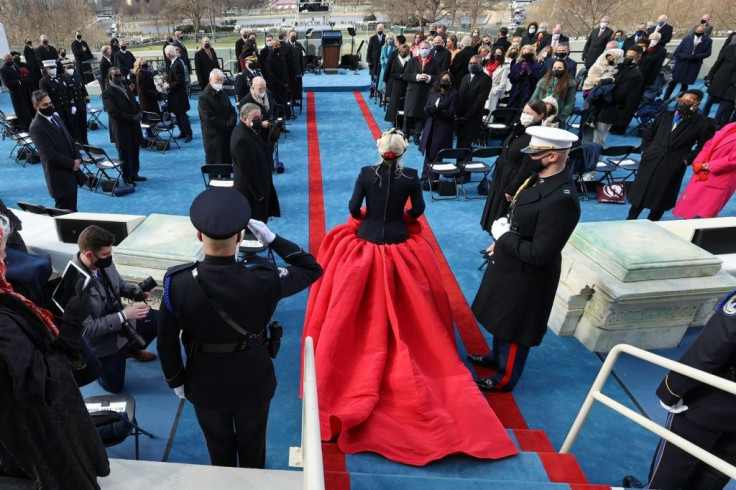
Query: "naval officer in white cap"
467 126 582 392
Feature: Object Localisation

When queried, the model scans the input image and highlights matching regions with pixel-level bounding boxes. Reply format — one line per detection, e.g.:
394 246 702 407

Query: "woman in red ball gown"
302 130 517 466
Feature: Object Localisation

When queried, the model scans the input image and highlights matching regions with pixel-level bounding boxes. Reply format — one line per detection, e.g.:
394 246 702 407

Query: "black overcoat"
29 112 81 201
101 84 143 151
198 84 237 165
472 169 580 347
456 72 493 140
706 44 736 101
449 47 475 90
671 34 712 85
628 111 715 211
479 123 536 231
637 45 667 89
230 122 281 221
419 89 458 162
0 295 110 489
23 44 43 88
194 48 219 88
264 49 289 107
401 56 441 118
384 55 410 124
166 57 190 113
598 64 643 128
0 63 34 129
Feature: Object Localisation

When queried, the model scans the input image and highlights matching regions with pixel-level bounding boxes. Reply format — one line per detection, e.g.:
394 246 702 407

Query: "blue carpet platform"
1 72 735 489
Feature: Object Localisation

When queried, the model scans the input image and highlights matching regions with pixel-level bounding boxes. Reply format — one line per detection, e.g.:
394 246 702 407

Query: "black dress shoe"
132 175 147 182
621 476 644 488
467 354 500 370
475 377 510 392
124 179 137 187
184 135 193 143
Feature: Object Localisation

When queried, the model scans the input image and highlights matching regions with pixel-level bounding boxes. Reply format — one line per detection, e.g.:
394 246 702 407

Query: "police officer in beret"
157 188 322 468
468 126 581 392
623 291 736 489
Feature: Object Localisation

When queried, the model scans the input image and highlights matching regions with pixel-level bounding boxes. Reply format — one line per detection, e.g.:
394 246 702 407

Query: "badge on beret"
718 290 736 316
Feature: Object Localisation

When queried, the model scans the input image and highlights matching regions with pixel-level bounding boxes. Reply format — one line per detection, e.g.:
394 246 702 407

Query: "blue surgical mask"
658 20 665 27
528 28 536 34
419 48 430 57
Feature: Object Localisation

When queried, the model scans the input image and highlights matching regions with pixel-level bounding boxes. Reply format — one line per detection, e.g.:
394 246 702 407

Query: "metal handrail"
301 336 325 490
561 343 736 480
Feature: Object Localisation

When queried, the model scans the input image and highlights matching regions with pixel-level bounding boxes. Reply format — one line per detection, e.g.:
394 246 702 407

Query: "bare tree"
171 0 207 41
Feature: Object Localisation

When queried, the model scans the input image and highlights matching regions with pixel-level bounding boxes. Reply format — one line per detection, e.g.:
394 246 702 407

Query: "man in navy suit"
28 89 82 211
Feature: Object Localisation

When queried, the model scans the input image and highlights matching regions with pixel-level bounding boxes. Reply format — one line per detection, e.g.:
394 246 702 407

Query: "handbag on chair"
596 181 626 204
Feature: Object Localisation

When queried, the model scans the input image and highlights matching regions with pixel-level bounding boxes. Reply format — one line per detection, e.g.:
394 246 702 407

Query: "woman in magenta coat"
674 122 736 219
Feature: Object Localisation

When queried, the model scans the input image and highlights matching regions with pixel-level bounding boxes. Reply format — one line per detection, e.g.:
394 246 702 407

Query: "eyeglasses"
469 62 480 65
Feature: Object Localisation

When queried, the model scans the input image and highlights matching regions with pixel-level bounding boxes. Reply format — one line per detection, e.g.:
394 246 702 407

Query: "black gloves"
427 105 439 116
599 78 614 86
685 54 696 62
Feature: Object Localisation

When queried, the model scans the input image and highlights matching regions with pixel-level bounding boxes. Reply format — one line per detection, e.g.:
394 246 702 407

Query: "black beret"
189 188 251 239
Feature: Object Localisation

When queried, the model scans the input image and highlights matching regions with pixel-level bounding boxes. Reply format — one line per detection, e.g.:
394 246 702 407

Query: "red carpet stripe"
351 91 528 429
537 452 590 484
307 92 326 255
512 429 555 453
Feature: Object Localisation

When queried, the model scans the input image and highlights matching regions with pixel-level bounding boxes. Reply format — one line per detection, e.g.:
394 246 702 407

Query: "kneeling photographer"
72 225 158 393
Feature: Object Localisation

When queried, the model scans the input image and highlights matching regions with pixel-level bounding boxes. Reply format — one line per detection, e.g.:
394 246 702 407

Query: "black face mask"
694 32 703 38
552 69 565 78
76 35 82 40
434 45 443 51
508 52 518 59
113 75 125 85
12 56 20 64
42 40 48 45
39 106 55 117
623 57 635 66
5 61 12 66
141 63 149 69
531 157 547 173
494 54 503 61
522 53 534 61
701 19 708 24
439 81 451 89
120 47 127 51
607 58 615 66
251 117 262 128
93 253 113 269
555 52 567 59
675 102 697 116
168 39 174 44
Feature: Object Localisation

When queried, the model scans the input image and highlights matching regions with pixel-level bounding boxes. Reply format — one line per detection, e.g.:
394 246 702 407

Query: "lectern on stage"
321 30 342 74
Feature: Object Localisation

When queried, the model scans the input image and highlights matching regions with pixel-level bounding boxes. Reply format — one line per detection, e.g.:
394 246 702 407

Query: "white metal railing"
301 336 325 490
561 343 736 480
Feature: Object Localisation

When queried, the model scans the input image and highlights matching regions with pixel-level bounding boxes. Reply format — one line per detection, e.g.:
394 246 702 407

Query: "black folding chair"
486 108 518 142
428 148 472 201
81 145 123 194
141 111 178 153
201 164 235 189
85 394 154 460
596 145 637 184
460 147 502 200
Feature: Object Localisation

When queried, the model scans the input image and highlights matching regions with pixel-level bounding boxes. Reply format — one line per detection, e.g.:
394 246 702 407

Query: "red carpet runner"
305 92 606 489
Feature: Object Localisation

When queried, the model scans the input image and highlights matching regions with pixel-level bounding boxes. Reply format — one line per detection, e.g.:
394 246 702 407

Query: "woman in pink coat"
674 122 736 219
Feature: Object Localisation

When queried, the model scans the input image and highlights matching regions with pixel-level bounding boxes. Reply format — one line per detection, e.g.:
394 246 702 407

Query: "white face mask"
520 113 535 126
649 40 658 47
66 68 74 75
211 82 223 91
49 68 56 76
266 40 273 47
600 22 608 29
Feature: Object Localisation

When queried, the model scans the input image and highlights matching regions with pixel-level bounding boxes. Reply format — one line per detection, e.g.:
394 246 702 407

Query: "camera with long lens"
120 320 146 350
131 276 157 302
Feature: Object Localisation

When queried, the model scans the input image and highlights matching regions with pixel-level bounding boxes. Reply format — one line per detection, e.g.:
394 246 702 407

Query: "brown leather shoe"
128 350 157 362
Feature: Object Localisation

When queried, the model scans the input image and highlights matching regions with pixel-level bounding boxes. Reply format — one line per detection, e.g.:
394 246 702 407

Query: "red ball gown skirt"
302 216 518 466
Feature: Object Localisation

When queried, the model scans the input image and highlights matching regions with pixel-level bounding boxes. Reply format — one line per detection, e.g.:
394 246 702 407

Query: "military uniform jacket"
628 111 715 211
39 75 72 119
657 291 736 431
472 169 580 346
158 236 322 410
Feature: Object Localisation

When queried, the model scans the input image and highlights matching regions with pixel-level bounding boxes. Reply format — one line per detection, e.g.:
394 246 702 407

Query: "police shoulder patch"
718 290 736 316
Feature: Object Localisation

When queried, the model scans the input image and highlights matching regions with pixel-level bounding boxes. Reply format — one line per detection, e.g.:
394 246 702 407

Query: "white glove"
174 385 186 399
247 219 276 245
491 217 511 240
71 106 77 115
86 103 92 111
659 399 688 414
